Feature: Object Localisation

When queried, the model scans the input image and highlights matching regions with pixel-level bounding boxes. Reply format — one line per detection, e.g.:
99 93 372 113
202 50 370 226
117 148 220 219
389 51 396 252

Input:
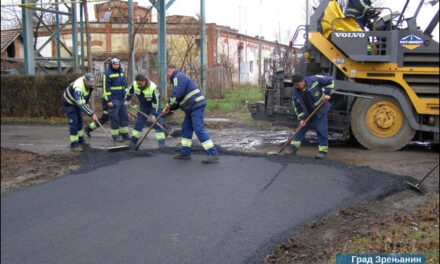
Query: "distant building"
2 0 293 87
1 31 25 73
94 0 152 23
1 31 24 59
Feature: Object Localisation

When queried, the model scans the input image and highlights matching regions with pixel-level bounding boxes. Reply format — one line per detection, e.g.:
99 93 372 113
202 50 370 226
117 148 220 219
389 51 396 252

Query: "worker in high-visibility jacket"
103 57 129 142
287 73 334 159
61 73 98 152
345 0 382 30
126 74 166 149
162 65 219 164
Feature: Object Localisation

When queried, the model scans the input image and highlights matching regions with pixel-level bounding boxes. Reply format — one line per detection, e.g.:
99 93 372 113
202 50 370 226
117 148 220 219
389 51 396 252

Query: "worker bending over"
61 73 98 152
162 65 219 164
287 73 334 159
126 74 166 149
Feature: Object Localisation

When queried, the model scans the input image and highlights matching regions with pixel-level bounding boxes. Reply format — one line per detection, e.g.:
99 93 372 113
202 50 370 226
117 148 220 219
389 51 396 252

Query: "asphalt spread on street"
1 147 413 264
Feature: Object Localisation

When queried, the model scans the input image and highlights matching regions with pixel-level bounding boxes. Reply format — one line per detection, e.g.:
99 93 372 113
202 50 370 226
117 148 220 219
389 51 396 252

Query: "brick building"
2 0 292 89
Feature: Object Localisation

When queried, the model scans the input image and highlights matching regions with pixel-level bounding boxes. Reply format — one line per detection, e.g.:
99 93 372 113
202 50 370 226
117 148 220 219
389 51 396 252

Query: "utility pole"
84 0 93 108
158 0 167 99
56 0 62 73
306 0 309 25
22 0 36 74
200 0 206 94
128 0 135 84
72 2 79 73
80 1 85 72
258 0 262 84
84 0 92 72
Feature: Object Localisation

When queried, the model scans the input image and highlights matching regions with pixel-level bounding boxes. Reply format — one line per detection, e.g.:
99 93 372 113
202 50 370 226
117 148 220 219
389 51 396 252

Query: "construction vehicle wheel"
350 96 415 151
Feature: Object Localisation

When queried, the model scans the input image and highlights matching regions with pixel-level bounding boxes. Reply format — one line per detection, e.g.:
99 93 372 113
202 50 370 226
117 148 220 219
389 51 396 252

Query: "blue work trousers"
108 98 129 138
291 113 329 153
65 105 85 147
131 103 165 147
181 105 218 156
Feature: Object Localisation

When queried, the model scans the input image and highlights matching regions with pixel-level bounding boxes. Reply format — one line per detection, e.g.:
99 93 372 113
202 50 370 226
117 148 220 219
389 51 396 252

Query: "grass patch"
205 86 264 113
336 194 439 264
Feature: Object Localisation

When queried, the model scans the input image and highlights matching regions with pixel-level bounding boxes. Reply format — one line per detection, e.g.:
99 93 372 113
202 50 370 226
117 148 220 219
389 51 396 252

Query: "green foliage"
206 86 264 113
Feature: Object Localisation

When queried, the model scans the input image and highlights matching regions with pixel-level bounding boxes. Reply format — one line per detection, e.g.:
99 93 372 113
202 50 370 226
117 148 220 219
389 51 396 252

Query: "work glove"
150 115 156 122
124 100 130 107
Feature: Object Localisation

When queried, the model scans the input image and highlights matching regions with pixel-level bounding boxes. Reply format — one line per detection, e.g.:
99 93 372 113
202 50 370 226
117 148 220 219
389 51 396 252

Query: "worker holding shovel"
125 74 166 150
162 65 219 164
286 73 334 159
61 73 99 152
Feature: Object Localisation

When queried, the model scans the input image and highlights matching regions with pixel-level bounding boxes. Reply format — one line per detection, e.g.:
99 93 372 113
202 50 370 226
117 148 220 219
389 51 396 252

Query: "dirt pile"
1 148 81 194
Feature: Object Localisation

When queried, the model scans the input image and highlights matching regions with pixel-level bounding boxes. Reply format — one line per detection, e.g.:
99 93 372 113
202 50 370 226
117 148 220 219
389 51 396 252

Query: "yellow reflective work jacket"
126 80 160 114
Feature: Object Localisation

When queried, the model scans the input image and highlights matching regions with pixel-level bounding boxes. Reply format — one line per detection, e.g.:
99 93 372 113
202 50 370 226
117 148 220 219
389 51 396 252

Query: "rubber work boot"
173 154 191 160
70 146 84 153
84 126 92 138
129 141 137 150
79 141 90 148
315 152 327 159
121 134 130 141
201 155 219 164
284 145 298 156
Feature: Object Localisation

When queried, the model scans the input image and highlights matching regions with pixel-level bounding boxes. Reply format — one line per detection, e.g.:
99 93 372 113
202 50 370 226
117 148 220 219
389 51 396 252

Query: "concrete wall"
217 32 284 83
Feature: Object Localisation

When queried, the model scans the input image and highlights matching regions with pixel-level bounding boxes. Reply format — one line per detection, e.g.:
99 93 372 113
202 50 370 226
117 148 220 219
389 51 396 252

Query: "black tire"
350 96 415 151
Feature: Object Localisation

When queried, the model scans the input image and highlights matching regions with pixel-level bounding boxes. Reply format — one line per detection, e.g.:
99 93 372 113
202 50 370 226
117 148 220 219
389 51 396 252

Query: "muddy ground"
1 148 81 194
1 123 439 263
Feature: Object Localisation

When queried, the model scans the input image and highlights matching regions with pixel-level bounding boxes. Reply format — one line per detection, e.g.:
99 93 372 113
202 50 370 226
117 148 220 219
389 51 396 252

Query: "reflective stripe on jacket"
168 70 206 112
61 76 94 116
292 75 334 121
345 0 372 19
103 66 127 102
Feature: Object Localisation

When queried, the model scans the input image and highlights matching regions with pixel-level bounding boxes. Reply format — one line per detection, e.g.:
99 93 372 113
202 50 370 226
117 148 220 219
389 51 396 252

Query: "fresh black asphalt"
1 148 412 264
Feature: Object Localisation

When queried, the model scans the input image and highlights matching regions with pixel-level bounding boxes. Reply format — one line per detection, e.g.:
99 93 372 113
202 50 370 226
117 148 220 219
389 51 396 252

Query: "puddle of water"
213 128 345 151
205 118 230 122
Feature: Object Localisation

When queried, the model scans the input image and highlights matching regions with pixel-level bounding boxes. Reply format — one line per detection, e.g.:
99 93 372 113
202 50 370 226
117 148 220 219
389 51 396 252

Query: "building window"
249 60 253 73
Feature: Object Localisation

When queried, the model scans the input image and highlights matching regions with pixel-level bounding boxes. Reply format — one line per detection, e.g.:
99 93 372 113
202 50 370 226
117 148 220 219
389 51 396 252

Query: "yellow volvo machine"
249 0 439 150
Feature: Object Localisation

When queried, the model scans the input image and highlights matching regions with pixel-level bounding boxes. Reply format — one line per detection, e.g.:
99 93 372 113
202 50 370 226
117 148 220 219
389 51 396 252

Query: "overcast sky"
163 0 439 43
2 0 439 43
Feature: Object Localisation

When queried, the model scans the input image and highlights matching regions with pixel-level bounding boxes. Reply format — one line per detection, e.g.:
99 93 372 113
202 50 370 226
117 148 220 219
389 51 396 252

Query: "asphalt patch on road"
2 145 415 264
78 145 412 199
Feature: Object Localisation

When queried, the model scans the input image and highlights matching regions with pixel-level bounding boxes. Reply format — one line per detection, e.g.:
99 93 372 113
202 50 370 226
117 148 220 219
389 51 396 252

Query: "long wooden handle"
278 99 327 154
129 105 170 133
95 119 117 146
135 112 166 150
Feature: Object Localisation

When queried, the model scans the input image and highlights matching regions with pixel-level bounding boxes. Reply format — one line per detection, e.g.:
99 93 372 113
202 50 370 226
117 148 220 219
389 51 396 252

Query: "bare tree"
110 1 153 83
166 20 203 88
1 3 22 30
1 0 58 50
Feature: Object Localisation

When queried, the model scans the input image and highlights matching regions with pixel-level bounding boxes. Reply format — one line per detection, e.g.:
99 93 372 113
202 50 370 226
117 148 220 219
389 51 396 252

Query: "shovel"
128 105 180 137
268 100 326 156
135 112 166 151
406 162 439 193
95 119 130 152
